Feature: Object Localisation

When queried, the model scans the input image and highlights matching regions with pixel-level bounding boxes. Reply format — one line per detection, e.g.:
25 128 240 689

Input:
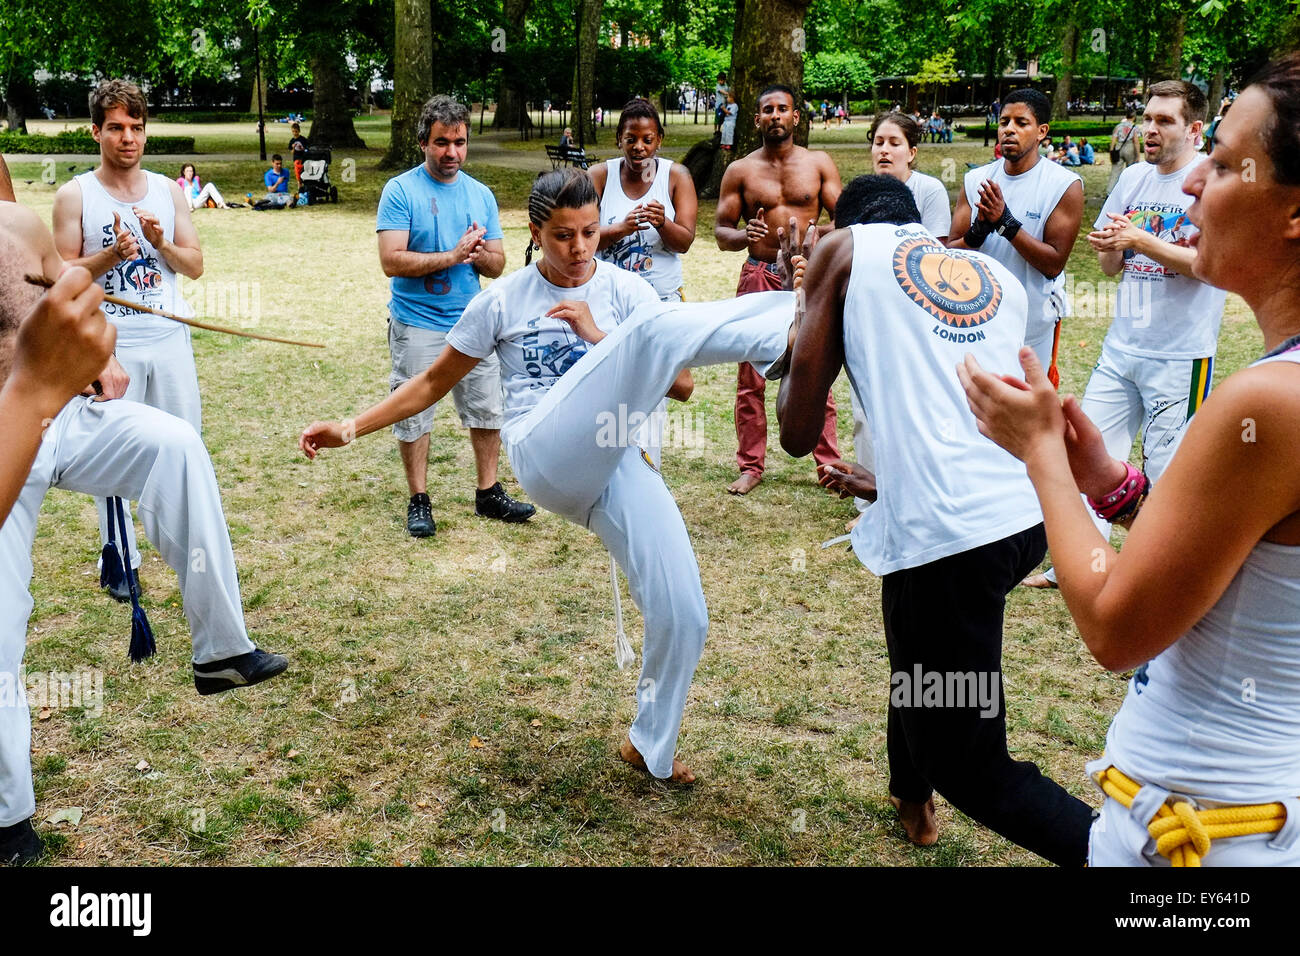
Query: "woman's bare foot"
889 795 939 846
620 736 696 784
727 471 762 495
1021 573 1058 589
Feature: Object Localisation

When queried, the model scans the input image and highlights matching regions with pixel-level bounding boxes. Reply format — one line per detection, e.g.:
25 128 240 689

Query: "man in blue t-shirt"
265 155 289 193
376 95 534 537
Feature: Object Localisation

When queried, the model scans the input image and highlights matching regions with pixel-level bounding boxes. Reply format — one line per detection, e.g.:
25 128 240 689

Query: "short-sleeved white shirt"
446 259 658 439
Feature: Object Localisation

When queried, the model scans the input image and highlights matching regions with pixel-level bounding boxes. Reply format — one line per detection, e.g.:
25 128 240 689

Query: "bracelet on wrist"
1087 461 1150 522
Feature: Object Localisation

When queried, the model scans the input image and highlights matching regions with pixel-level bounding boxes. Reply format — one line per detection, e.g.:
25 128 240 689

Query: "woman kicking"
301 169 803 783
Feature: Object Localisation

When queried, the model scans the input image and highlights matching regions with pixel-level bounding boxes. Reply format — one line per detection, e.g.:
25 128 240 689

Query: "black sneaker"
0 819 43 866
193 648 289 696
407 493 436 537
475 482 536 523
103 566 142 604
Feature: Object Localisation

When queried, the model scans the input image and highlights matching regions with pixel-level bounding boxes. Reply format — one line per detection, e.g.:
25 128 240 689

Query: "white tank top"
77 169 191 346
597 158 682 299
843 223 1043 575
962 158 1079 348
1103 347 1300 803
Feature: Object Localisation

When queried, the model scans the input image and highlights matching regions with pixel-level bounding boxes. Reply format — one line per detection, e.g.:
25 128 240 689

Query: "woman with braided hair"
960 53 1300 866
302 169 804 783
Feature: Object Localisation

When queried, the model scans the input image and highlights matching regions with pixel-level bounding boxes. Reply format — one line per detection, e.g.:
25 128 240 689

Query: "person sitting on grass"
263 155 291 207
176 163 227 210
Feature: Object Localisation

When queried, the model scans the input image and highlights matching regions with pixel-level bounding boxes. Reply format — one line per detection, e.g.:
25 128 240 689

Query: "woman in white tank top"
960 55 1300 866
592 98 698 303
869 111 951 237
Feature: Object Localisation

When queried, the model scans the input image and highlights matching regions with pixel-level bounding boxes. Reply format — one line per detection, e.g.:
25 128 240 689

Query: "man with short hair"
1025 81 1227 590
946 88 1084 388
52 79 206 603
0 206 286 865
776 174 1095 867
1107 108 1141 195
715 83 842 495
377 94 534 537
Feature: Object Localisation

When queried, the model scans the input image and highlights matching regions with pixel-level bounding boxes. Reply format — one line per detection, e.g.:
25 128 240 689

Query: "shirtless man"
0 156 13 203
715 84 842 494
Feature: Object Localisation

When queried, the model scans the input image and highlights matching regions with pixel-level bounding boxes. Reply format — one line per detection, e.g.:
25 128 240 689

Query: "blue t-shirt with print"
376 166 503 331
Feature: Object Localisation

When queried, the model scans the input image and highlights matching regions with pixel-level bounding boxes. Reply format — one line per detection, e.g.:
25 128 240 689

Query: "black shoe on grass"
475 482 535 523
0 819 43 866
193 649 289 696
407 493 436 537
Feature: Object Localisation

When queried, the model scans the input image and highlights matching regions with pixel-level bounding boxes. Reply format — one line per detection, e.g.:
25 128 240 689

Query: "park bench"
545 144 592 170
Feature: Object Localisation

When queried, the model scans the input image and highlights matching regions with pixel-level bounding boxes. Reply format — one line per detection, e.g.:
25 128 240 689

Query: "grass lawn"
5 117 1262 866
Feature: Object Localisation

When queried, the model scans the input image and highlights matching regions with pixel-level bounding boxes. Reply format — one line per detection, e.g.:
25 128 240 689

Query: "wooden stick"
23 274 325 349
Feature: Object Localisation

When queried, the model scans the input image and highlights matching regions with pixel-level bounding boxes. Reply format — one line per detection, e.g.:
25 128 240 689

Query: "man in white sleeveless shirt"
0 208 286 865
947 88 1083 389
52 80 205 604
777 175 1095 866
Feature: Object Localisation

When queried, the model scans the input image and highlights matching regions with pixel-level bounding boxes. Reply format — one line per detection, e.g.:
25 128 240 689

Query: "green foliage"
804 51 874 97
0 130 196 153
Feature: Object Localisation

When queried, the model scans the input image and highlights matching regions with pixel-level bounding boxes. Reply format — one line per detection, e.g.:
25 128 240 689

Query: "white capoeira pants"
505 291 793 778
95 328 203 571
1 397 254 827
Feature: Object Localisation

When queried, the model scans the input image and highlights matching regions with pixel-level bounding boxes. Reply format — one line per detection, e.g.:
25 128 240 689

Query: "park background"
0 0 1295 865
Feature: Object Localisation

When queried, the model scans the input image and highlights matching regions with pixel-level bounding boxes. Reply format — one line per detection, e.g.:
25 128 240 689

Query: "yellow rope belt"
1096 766 1288 867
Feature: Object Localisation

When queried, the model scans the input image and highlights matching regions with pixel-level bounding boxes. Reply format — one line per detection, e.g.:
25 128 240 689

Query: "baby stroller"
298 147 339 204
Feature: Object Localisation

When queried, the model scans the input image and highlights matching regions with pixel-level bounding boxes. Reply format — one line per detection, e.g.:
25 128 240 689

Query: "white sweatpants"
96 328 203 570
847 389 873 514
189 182 226 209
505 292 793 777
1 397 254 827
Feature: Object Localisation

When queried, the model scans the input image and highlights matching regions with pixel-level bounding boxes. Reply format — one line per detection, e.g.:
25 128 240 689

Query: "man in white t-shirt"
1025 80 1226 589
776 175 1095 867
947 88 1084 388
52 79 205 604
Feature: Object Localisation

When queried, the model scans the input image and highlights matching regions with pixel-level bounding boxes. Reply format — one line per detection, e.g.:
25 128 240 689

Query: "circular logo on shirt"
892 237 1001 328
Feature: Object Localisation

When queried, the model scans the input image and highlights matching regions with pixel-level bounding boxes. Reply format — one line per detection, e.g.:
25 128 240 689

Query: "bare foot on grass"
1021 572 1058 589
727 472 762 495
620 736 696 784
890 795 939 846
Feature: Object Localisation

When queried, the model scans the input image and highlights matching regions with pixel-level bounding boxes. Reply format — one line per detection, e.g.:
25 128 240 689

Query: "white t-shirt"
446 259 658 440
963 158 1080 349
1096 159 1227 359
904 170 952 238
843 223 1043 575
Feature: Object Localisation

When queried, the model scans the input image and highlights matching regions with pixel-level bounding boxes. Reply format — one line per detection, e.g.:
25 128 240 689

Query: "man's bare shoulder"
0 200 48 238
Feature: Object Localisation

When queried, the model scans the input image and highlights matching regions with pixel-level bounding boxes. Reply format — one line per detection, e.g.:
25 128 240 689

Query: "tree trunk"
1207 63 1226 120
4 74 35 134
1151 10 1186 80
729 0 813 158
1051 13 1079 121
308 46 366 149
247 61 270 116
381 0 432 169
570 0 605 145
492 0 535 130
